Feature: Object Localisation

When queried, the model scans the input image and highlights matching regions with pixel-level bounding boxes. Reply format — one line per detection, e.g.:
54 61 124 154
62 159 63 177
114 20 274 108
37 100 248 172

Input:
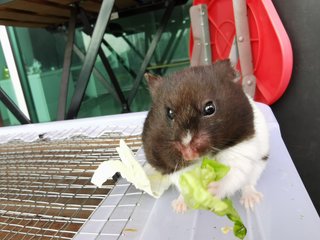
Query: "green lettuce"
179 157 247 239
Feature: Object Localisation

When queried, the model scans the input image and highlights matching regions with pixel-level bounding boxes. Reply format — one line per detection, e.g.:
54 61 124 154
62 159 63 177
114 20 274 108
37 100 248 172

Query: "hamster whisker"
173 163 179 174
209 146 222 154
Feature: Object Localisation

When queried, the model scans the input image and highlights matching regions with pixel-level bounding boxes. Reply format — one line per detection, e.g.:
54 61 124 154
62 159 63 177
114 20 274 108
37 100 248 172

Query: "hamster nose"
175 143 199 161
181 147 199 161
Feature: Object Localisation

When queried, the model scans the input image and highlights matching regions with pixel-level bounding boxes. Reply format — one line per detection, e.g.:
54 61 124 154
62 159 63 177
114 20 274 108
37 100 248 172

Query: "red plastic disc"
190 0 293 105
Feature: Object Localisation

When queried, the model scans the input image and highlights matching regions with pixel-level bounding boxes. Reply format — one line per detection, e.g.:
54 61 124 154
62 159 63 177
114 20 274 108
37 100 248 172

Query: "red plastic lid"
190 0 293 105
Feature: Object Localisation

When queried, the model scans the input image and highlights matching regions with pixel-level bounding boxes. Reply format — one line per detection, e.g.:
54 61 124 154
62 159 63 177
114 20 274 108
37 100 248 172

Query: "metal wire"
0 131 142 240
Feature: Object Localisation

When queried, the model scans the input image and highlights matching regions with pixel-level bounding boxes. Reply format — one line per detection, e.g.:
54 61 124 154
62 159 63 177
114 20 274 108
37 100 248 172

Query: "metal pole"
97 47 130 112
127 0 177 105
232 0 256 97
189 4 212 66
7 27 38 123
66 0 115 119
0 87 31 124
57 8 76 120
71 43 122 105
102 38 137 79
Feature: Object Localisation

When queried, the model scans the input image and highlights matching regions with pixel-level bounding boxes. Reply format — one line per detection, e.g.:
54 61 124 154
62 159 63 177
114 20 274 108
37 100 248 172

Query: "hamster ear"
214 59 240 83
144 72 163 97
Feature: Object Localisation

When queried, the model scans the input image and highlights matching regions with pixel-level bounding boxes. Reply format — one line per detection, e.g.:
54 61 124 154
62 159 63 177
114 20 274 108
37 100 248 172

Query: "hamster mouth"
174 142 200 161
181 147 199 161
174 131 210 161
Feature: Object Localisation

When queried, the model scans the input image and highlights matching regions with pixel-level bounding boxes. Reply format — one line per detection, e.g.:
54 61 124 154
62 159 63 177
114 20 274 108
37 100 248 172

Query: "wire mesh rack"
0 131 142 240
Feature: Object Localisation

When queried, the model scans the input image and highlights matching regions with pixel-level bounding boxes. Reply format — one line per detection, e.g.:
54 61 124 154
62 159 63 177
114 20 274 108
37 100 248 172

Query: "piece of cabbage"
91 141 246 239
179 157 247 239
91 139 171 198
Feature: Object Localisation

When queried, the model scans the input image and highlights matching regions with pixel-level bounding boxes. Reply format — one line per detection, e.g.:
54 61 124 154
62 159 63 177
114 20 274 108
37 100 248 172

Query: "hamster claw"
172 194 188 213
240 186 263 210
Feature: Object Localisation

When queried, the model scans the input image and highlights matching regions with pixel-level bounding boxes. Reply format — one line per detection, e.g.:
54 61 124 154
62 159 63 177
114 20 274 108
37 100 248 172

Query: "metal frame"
57 8 77 120
190 2 256 97
122 35 145 61
0 0 184 122
190 4 212 66
127 0 177 105
66 0 178 116
66 0 115 119
71 43 123 106
78 7 130 113
7 27 38 123
0 87 30 124
232 0 256 97
0 26 32 125
98 46 130 112
101 38 137 79
160 27 187 75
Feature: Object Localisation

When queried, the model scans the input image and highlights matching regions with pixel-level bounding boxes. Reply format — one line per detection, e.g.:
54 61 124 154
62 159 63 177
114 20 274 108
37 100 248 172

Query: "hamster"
142 60 269 212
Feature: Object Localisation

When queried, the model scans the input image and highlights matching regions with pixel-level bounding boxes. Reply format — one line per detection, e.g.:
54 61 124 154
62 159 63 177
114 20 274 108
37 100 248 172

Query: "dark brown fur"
142 60 255 174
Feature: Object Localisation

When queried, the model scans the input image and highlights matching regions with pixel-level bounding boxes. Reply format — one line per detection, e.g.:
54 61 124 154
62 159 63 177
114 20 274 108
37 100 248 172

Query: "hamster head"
142 60 255 174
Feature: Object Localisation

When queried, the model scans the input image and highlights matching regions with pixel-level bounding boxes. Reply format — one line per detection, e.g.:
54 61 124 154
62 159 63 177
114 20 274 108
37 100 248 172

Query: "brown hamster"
142 60 254 174
142 60 269 211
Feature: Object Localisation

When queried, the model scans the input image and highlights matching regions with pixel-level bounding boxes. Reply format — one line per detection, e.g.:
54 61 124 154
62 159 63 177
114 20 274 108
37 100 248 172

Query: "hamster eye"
203 101 216 116
166 108 174 120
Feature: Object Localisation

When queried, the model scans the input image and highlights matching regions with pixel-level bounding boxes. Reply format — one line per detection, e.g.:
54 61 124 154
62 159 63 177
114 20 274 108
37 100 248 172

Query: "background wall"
271 0 320 214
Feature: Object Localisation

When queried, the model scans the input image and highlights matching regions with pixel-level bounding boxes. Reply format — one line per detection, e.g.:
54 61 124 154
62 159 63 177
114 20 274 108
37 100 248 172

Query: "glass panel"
77 2 192 116
0 33 20 126
14 27 84 122
11 1 192 122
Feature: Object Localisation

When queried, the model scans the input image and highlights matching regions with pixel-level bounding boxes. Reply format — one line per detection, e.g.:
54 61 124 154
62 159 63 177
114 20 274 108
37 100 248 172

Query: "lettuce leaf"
179 157 247 239
91 140 171 198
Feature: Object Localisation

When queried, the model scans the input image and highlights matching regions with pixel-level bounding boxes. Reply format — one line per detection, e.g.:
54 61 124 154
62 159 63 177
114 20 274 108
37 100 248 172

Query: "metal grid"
0 132 142 240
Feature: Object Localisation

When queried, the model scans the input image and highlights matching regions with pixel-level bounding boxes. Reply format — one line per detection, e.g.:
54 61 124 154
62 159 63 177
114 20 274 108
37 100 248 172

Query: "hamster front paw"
240 185 263 210
172 194 188 213
207 181 223 199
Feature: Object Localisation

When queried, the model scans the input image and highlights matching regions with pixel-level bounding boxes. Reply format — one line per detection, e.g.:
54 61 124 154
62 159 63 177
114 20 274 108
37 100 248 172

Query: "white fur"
181 130 192 146
170 97 269 205
212 97 269 198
